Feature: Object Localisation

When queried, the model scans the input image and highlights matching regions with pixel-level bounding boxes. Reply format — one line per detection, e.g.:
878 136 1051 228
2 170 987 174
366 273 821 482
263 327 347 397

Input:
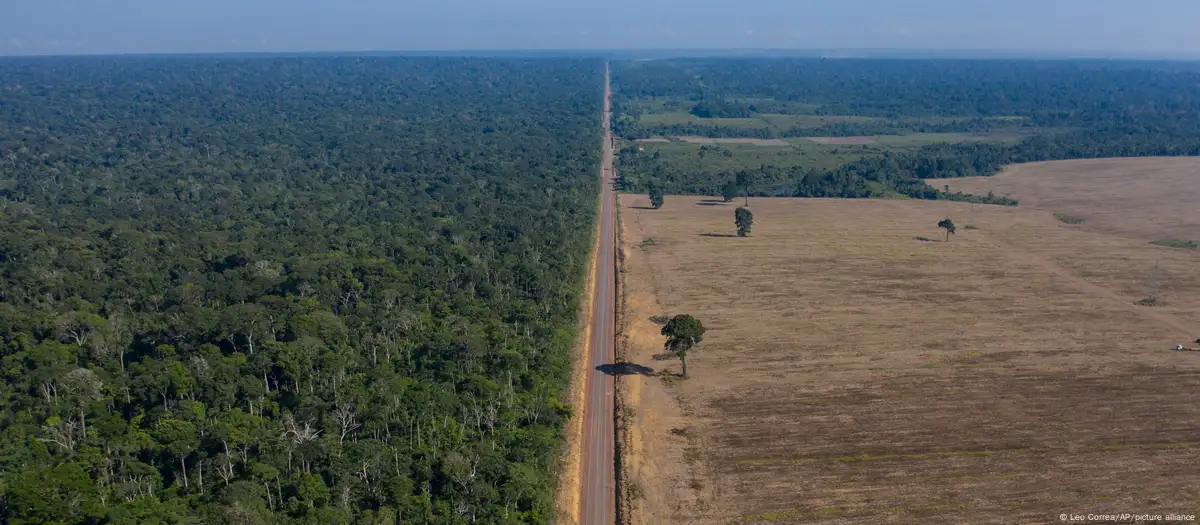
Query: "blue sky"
3 0 1199 56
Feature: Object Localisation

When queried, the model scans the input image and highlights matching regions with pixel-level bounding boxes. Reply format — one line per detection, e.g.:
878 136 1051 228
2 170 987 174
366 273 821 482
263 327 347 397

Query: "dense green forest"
0 56 602 524
612 59 1200 201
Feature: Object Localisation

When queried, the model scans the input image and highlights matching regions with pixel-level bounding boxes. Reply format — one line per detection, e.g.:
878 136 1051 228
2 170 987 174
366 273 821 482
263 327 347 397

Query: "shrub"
1150 239 1197 249
1054 213 1085 224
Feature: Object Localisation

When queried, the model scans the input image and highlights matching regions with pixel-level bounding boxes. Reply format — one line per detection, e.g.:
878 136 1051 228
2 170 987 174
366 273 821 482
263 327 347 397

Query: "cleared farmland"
617 192 1200 524
947 157 1200 242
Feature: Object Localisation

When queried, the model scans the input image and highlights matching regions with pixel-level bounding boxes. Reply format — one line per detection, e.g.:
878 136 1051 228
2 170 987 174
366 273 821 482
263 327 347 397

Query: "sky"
3 0 1200 57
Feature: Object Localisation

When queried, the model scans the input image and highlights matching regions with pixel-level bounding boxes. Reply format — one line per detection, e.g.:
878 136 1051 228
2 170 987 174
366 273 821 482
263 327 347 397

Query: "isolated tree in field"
661 314 706 378
721 181 739 203
938 218 956 241
736 172 752 206
648 185 664 209
735 207 754 237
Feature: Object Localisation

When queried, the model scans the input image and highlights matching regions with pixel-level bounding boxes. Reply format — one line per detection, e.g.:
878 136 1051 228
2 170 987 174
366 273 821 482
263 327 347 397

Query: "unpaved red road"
579 62 616 525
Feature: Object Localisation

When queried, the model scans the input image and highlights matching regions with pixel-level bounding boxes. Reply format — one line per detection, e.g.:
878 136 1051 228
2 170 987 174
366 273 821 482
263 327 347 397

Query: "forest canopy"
0 56 602 524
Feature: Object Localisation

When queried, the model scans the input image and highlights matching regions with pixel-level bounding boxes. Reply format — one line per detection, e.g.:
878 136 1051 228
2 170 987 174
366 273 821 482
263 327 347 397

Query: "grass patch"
639 112 768 129
757 113 886 131
872 131 1024 149
639 237 658 249
963 224 978 230
1135 297 1161 307
1054 213 1086 224
1150 238 1198 249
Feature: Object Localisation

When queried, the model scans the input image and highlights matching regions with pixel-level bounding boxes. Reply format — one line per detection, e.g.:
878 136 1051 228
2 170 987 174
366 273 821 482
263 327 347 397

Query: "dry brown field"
947 157 1200 242
617 176 1200 524
806 136 879 145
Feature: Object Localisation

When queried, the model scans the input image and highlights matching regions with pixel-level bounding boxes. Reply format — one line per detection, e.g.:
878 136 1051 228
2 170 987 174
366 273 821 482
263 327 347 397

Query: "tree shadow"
699 233 739 238
693 202 727 206
596 362 656 376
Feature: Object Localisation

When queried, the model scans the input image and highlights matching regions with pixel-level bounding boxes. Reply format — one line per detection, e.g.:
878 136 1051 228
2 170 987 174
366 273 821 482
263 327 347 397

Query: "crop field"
617 191 1200 523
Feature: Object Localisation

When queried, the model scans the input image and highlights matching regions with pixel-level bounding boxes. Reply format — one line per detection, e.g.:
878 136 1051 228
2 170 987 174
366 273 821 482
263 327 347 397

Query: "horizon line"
2 47 1199 61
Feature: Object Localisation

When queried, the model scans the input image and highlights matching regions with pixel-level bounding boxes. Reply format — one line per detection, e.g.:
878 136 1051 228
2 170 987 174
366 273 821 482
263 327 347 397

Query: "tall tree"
660 314 706 378
649 185 665 209
735 172 753 206
938 218 957 241
735 207 754 237
721 180 739 203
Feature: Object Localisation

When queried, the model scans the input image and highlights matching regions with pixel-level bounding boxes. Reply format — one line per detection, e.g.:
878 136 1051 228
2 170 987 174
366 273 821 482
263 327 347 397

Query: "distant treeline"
613 58 1200 203
613 116 1026 140
613 59 1200 123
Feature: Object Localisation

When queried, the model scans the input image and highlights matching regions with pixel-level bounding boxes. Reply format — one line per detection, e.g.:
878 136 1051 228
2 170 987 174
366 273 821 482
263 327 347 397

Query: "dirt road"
579 62 617 525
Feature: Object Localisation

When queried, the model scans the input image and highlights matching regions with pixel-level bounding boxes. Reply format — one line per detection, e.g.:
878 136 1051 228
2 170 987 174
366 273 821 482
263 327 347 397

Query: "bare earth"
806 136 879 145
634 137 672 143
678 137 791 146
947 157 1200 241
617 189 1200 524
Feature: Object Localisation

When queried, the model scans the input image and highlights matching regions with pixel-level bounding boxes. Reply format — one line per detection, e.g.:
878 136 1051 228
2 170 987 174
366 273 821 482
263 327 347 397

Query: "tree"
721 181 739 203
7 463 103 524
735 207 754 237
60 368 104 439
660 314 706 378
153 419 199 491
55 311 105 348
938 218 957 241
735 172 752 206
648 185 664 209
